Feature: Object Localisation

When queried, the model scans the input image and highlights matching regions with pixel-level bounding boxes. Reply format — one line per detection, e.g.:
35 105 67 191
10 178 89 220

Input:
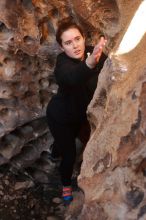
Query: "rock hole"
10 37 14 42
51 8 59 17
93 88 107 108
2 90 6 94
0 108 8 116
21 0 34 10
126 188 144 208
138 205 146 218
23 36 34 45
103 9 112 14
0 22 7 31
89 120 96 134
3 57 11 64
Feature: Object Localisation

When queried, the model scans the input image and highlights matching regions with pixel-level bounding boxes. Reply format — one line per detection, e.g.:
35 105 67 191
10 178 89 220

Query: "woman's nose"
72 41 78 48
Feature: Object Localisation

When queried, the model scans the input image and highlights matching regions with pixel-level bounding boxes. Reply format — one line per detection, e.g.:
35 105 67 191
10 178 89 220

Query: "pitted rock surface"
0 0 146 219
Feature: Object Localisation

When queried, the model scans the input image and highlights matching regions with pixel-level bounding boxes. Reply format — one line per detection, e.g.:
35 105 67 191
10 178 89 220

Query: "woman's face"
60 28 85 60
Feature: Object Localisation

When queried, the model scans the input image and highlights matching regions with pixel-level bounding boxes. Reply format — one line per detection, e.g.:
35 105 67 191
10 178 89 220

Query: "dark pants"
46 112 89 186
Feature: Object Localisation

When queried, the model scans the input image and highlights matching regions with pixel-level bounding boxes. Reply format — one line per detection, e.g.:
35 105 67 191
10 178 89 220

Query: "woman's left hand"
86 37 107 68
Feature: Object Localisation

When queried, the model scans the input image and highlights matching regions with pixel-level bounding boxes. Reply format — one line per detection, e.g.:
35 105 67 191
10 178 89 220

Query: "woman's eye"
76 37 80 41
65 41 71 45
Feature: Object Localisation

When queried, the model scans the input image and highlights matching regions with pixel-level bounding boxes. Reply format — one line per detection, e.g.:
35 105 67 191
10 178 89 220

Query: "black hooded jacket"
46 46 107 124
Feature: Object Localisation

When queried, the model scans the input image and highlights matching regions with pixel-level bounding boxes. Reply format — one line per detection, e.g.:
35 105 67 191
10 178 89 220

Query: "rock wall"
0 0 119 173
0 0 146 219
0 0 68 169
78 0 146 219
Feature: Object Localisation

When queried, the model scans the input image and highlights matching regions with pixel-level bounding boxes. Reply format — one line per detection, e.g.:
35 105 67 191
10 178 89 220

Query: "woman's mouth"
74 50 81 55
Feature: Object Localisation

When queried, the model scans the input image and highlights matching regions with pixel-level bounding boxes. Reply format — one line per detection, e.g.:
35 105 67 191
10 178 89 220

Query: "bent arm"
86 37 107 69
55 54 98 86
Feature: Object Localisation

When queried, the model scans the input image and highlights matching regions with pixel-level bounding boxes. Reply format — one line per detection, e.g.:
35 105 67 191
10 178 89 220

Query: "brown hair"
56 18 84 46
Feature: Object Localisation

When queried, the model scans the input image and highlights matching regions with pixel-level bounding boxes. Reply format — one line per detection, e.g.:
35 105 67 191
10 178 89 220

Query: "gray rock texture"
0 0 146 219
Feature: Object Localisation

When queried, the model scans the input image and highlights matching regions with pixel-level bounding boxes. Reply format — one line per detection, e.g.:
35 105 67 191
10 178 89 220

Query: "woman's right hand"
86 37 107 69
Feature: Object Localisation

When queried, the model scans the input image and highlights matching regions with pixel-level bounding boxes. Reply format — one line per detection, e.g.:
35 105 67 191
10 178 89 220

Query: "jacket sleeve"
95 52 107 73
54 54 98 86
86 52 108 97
